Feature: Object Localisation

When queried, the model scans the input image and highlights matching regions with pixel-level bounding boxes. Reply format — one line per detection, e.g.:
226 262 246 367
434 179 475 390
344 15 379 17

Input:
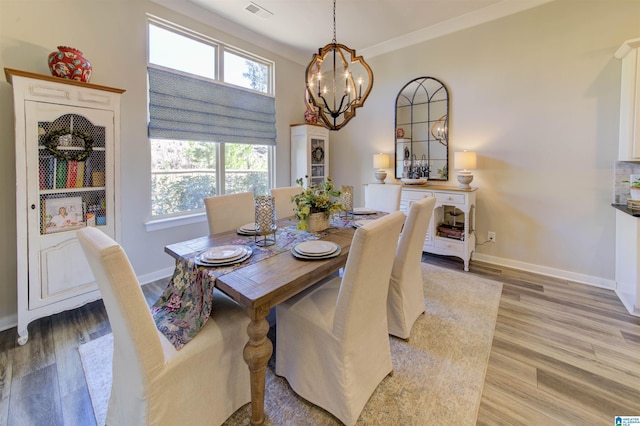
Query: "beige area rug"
79 263 502 425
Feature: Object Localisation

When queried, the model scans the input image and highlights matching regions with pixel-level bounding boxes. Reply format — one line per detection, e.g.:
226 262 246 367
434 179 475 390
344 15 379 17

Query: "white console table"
399 185 477 271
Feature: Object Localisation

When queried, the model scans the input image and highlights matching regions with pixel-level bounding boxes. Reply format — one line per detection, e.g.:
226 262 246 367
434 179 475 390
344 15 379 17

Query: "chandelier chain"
332 0 337 44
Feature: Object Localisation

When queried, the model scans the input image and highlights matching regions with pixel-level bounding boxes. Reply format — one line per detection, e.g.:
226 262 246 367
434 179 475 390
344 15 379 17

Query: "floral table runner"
151 215 376 349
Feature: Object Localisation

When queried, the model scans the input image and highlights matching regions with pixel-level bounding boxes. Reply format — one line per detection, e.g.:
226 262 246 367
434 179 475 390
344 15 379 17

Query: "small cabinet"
400 185 477 271
290 123 329 187
5 68 124 345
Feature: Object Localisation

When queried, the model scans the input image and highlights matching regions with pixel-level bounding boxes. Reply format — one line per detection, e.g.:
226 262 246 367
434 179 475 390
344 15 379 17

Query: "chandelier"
305 0 373 130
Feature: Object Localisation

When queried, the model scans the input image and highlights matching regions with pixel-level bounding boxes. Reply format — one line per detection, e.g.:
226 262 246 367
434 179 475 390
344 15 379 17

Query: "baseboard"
0 314 17 334
138 266 174 286
0 258 618 333
0 267 175 333
473 253 616 290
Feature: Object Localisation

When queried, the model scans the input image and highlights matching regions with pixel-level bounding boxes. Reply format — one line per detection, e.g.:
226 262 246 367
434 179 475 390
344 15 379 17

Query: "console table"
399 185 477 271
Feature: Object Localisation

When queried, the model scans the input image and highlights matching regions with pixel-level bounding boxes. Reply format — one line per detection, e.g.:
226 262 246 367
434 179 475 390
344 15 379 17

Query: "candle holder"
254 195 276 246
340 185 353 218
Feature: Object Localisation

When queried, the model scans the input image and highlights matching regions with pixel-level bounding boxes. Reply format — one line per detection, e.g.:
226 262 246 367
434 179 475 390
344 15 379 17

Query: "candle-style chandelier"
305 0 373 130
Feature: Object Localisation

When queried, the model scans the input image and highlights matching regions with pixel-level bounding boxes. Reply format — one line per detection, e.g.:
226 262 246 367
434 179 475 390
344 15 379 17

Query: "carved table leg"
243 308 273 426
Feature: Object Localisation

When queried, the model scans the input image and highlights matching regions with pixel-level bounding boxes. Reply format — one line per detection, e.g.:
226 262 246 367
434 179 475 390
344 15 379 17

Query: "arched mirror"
395 77 449 181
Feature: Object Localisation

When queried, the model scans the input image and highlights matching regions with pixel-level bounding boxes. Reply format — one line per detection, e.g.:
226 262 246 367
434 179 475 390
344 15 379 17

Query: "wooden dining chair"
77 227 251 426
204 191 255 234
270 186 301 219
387 196 436 339
275 211 405 426
364 183 402 213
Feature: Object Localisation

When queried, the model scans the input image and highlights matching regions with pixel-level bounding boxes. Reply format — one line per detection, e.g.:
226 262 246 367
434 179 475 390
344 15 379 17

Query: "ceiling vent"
245 2 273 19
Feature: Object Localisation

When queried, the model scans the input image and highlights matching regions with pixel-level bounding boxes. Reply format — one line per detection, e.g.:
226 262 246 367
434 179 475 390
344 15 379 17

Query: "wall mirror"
395 76 449 181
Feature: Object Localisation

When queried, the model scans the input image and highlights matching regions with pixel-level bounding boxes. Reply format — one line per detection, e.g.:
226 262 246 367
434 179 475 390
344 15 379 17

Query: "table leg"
243 307 273 426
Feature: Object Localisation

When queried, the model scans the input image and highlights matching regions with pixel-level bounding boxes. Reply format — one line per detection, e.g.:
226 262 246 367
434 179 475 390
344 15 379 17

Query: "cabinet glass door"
26 102 114 306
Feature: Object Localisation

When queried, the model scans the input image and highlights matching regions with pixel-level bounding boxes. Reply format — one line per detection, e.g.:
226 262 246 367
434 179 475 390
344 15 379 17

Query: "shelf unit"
5 68 125 344
290 123 329 187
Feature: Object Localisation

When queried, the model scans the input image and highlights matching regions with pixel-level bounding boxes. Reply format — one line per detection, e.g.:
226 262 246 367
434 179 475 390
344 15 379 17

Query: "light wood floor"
0 254 638 425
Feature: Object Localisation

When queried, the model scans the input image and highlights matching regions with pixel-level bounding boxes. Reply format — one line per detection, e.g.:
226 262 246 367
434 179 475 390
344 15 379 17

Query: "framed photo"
43 196 85 234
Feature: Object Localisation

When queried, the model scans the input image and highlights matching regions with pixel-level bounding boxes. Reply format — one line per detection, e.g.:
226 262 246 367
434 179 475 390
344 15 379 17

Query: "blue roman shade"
148 66 276 145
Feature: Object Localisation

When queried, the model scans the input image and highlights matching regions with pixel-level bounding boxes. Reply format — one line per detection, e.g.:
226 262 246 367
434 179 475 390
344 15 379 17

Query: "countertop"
612 203 640 217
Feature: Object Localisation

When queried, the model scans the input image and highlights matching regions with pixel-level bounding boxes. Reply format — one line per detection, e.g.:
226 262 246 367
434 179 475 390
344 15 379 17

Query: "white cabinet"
290 123 329 187
614 209 640 316
400 185 477 271
5 68 124 344
615 38 640 160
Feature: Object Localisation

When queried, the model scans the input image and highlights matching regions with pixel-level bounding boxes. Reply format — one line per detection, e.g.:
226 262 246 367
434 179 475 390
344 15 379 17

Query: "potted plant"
292 176 344 231
624 174 640 200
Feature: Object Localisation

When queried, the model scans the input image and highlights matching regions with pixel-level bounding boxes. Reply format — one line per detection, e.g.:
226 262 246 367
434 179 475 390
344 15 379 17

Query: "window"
148 18 275 218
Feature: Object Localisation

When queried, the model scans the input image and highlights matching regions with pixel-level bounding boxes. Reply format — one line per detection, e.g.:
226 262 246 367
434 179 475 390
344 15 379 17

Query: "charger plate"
294 240 338 256
291 245 341 260
353 207 377 215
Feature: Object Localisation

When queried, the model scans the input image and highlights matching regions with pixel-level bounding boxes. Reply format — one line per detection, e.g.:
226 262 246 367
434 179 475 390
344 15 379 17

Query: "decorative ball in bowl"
401 178 427 185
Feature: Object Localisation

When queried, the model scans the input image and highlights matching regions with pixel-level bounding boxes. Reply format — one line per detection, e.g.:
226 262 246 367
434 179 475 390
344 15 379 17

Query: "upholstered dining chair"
204 191 255 234
270 186 301 219
387 196 436 339
364 183 402 213
275 211 405 426
77 227 251 426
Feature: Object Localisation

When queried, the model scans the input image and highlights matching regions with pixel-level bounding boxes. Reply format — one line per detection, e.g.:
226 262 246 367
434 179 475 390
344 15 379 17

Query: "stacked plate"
237 222 257 235
291 240 341 260
196 245 252 267
353 219 375 228
352 207 377 215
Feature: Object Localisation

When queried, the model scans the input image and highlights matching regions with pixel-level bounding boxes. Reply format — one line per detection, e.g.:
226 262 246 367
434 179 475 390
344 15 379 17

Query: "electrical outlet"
488 231 496 243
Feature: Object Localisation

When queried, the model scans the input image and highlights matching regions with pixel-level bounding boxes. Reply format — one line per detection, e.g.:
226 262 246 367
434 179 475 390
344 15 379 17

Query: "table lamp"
373 153 390 184
453 150 477 189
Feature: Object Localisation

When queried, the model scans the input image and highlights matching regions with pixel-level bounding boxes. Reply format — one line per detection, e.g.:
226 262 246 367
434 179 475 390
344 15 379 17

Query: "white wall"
330 0 639 286
0 0 305 329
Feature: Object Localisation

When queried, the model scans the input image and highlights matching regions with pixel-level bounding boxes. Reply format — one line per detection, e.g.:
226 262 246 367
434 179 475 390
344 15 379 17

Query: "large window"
148 18 275 218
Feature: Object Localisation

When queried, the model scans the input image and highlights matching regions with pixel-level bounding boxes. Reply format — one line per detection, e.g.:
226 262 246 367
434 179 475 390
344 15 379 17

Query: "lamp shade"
454 151 477 170
373 153 390 169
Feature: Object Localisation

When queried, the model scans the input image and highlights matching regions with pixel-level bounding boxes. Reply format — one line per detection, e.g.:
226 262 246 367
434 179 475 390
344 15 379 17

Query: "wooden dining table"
164 217 357 425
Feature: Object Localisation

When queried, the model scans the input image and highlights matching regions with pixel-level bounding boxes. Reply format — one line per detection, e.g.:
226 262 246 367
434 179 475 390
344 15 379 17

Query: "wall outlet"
488 231 496 243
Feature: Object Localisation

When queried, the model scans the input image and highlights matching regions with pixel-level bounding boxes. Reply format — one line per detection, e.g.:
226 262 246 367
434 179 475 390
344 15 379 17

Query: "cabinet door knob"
31 204 36 210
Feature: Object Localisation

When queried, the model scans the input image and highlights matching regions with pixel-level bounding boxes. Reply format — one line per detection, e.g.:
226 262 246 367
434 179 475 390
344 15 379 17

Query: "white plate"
294 240 338 256
202 245 245 261
239 222 256 232
196 248 253 267
353 219 375 228
353 207 377 215
291 245 341 260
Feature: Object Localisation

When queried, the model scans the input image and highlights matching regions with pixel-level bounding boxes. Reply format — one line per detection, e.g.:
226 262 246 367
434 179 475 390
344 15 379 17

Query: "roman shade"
148 66 276 145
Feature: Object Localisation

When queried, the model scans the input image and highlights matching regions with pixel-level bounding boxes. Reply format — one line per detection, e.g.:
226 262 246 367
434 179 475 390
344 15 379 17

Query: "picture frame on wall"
43 196 85 234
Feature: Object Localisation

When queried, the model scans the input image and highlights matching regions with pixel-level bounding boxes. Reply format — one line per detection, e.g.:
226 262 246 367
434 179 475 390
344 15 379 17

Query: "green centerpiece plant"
292 176 344 231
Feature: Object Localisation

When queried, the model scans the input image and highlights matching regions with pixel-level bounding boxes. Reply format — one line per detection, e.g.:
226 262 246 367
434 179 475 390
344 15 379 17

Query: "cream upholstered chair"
275 211 405 426
387 196 436 339
77 227 251 426
364 183 402 213
270 186 301 219
204 191 254 234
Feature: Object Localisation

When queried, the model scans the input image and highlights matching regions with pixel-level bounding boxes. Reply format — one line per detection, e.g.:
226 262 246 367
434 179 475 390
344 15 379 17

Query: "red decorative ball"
48 46 92 83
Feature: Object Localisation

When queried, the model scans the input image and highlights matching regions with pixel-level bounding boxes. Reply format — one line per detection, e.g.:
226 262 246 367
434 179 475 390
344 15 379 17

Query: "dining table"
162 214 372 425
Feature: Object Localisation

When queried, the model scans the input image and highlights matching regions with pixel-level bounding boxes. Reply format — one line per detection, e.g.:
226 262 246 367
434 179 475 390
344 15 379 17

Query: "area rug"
79 263 502 425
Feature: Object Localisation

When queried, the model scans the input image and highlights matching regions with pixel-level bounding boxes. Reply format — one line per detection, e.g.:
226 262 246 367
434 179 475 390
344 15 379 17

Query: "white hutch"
290 123 329 187
5 68 125 343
